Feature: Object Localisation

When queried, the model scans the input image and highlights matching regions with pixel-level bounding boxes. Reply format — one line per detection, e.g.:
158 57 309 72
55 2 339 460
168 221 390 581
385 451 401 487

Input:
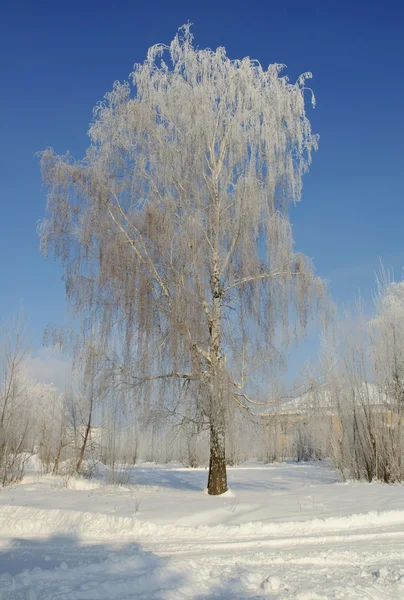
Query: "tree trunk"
76 420 91 474
207 177 228 495
53 442 62 474
207 288 228 495
207 408 227 494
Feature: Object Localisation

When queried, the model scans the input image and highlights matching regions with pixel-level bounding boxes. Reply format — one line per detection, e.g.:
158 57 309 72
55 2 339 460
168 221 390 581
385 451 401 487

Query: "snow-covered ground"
1 460 404 599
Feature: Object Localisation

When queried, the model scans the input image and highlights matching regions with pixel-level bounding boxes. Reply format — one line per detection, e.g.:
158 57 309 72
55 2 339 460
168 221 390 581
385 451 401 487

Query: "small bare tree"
0 315 30 486
39 26 324 494
71 342 107 474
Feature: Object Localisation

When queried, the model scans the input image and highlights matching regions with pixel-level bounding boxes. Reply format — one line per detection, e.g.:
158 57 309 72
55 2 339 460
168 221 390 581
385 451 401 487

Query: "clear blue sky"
1 0 403 354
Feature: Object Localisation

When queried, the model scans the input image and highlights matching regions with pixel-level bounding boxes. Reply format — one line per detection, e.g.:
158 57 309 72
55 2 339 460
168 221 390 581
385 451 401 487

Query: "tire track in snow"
3 504 404 543
150 528 404 557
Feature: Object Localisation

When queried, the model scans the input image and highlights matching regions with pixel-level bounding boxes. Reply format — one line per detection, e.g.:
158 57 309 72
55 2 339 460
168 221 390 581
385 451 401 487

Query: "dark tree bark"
207 406 228 495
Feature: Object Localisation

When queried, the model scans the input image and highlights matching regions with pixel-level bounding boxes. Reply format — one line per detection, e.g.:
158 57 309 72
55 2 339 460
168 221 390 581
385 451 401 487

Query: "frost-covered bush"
313 277 404 482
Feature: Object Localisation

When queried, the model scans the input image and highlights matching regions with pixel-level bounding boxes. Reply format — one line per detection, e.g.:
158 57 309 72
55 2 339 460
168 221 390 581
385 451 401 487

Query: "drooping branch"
120 371 196 387
224 270 304 293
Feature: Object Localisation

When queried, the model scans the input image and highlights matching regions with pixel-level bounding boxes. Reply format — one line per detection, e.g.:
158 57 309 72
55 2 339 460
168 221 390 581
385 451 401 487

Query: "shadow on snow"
0 533 263 599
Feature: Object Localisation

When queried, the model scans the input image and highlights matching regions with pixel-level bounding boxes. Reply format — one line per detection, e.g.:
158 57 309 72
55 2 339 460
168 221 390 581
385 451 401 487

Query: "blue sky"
1 0 403 378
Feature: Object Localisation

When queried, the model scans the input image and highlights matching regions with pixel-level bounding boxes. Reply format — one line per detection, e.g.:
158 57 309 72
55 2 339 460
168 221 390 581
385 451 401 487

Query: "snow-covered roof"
273 383 392 416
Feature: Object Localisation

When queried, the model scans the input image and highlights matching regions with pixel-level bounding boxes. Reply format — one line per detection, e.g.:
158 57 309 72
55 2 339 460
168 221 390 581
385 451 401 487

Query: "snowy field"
1 461 404 599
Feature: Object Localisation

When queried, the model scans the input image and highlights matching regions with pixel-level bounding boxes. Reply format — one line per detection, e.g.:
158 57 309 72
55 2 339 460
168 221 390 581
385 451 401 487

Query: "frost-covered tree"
23 377 65 469
371 277 404 405
0 315 68 483
39 26 324 494
305 274 404 483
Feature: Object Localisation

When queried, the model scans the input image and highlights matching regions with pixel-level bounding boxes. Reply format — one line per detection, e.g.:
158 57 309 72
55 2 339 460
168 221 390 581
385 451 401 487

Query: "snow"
1 461 404 598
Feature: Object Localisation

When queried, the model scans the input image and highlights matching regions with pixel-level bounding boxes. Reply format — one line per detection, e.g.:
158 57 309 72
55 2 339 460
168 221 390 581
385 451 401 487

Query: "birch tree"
39 25 324 494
